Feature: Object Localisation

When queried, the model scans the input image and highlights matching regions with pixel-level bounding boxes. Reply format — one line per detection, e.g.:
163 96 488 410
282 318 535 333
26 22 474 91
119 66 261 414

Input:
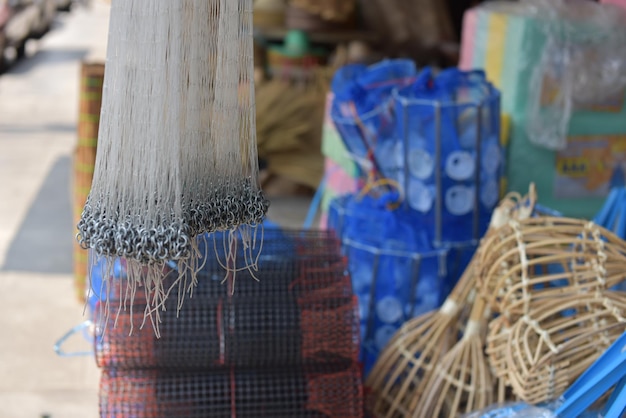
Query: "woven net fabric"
77 0 268 322
99 366 363 418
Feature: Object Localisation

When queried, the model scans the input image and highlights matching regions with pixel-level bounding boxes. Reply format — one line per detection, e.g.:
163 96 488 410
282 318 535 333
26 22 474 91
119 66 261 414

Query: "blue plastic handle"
593 188 620 227
556 331 626 418
53 320 94 358
603 375 626 418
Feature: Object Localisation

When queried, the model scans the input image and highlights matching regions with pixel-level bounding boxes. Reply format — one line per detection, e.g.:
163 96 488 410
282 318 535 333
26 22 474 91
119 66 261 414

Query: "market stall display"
52 1 626 417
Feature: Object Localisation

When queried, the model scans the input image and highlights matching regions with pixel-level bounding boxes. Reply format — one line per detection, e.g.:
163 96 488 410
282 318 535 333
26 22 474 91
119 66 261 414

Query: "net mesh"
95 229 364 417
99 366 363 418
95 266 359 369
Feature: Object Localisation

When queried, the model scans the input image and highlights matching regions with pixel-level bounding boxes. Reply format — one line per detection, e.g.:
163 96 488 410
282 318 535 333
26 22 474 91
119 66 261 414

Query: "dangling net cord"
211 224 265 280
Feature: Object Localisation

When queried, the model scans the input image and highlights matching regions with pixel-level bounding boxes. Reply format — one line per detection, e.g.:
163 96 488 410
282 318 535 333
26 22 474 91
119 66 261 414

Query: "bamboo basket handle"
445 184 539 306
464 296 488 338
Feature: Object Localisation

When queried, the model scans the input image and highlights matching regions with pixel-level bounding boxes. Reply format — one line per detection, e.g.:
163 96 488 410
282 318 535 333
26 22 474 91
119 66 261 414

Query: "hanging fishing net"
76 0 268 322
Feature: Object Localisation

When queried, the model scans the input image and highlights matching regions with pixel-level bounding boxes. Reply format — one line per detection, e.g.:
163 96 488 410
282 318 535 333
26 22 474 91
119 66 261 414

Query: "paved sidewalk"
0 3 110 417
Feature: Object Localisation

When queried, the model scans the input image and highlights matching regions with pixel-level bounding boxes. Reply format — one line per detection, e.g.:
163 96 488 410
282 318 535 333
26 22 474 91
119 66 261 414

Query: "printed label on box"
554 135 626 198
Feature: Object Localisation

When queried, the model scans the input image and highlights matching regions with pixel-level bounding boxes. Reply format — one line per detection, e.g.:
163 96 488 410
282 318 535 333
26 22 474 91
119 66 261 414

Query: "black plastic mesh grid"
95 229 360 370
95 293 359 370
99 365 363 418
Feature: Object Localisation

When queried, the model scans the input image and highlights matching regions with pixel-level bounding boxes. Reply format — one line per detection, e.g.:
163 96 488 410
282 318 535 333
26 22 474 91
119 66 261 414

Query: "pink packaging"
601 0 626 9
459 8 478 70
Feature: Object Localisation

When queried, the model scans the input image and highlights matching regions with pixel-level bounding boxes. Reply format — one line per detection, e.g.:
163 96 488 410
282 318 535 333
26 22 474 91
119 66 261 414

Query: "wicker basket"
364 188 538 418
486 291 626 404
477 217 626 322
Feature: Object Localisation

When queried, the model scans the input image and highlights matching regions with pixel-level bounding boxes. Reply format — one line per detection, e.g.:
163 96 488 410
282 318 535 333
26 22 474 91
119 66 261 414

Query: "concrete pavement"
0 3 110 417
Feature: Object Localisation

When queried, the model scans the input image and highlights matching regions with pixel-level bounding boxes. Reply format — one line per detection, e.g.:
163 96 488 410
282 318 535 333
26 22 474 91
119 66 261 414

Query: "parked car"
1 0 54 65
55 0 71 12
28 0 56 39
0 0 12 71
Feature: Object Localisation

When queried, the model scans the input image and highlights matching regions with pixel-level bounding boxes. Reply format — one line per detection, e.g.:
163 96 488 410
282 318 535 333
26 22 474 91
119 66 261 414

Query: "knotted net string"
77 0 268 335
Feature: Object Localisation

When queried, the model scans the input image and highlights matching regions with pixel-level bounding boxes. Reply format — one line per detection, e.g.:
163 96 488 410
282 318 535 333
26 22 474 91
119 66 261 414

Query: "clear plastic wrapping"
524 0 626 150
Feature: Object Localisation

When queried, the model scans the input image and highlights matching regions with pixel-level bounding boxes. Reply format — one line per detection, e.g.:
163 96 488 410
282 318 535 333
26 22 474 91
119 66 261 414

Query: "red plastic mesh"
99 365 363 417
95 239 359 368
96 229 364 417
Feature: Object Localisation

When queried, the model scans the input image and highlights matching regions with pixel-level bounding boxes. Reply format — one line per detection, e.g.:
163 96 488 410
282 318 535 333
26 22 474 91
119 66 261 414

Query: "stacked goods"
459 0 626 218
255 64 330 193
325 61 505 373
290 0 356 23
253 0 287 29
95 229 364 418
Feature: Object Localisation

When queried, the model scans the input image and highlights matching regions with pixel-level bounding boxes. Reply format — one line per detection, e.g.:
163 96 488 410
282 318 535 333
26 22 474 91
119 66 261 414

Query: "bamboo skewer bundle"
478 217 626 323
255 68 331 191
487 291 626 404
364 187 537 418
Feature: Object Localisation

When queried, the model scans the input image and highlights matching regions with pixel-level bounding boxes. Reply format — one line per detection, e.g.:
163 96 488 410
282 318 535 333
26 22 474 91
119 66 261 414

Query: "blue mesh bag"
328 192 476 375
330 59 418 178
393 68 503 246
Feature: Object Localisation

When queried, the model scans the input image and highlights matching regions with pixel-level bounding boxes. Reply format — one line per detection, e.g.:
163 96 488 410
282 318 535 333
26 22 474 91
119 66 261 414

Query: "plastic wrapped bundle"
99 366 363 418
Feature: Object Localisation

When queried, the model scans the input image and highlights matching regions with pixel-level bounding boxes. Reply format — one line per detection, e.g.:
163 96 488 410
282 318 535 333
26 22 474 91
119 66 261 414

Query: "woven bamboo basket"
477 217 626 323
416 296 495 418
486 291 626 404
73 61 104 302
364 188 537 418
